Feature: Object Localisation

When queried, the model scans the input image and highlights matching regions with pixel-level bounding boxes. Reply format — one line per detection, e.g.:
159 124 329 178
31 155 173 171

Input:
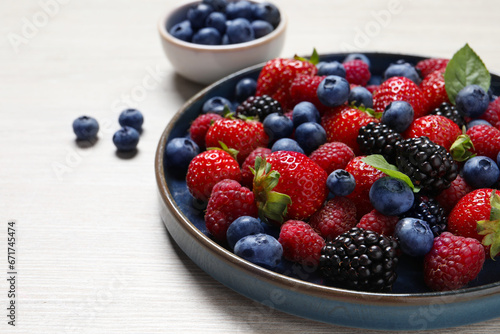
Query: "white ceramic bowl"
158 0 287 85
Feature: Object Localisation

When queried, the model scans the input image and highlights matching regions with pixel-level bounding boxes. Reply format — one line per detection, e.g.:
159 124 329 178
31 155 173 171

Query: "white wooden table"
2 0 500 332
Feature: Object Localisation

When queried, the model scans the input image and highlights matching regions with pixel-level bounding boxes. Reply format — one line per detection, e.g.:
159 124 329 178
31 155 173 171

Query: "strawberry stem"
477 191 500 259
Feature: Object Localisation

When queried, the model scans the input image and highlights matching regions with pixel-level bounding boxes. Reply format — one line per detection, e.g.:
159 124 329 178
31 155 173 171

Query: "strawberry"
205 118 269 164
189 113 223 148
289 74 329 113
240 147 271 189
278 220 325 267
186 149 242 201
403 115 461 151
256 58 317 110
343 59 371 86
480 97 500 129
373 76 429 120
415 58 449 78
321 105 378 155
366 84 379 95
309 197 357 240
466 124 500 160
356 209 399 236
435 174 472 214
205 179 258 242
344 156 385 219
424 232 485 291
420 69 450 111
308 141 355 175
253 151 328 223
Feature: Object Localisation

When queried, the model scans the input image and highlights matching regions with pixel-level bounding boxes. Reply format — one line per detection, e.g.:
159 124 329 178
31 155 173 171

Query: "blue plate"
155 52 500 330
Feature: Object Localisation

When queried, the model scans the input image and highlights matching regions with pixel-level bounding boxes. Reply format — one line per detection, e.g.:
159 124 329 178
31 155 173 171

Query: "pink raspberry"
278 220 325 267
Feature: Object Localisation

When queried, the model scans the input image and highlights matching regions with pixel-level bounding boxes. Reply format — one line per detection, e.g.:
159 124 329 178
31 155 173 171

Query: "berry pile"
164 44 500 292
169 0 280 46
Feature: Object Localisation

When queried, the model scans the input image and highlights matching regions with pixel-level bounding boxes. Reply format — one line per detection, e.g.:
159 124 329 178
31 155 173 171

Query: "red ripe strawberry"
308 141 355 175
356 209 399 236
424 232 485 291
436 174 472 214
480 98 500 129
343 59 371 86
205 118 269 164
256 58 317 110
321 106 378 155
373 76 429 120
278 220 326 267
240 147 271 189
289 74 329 113
366 84 379 95
205 179 257 242
415 58 449 78
189 113 223 148
309 197 357 240
253 151 328 223
466 124 500 160
345 156 385 219
403 115 461 151
420 70 450 111
186 149 242 201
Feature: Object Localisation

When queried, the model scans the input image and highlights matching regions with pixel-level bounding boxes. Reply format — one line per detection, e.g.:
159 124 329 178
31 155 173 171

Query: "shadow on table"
168 73 206 102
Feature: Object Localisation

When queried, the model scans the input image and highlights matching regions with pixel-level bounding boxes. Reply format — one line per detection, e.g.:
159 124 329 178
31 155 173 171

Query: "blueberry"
225 0 253 20
316 75 350 107
292 101 320 127
463 156 500 189
226 18 254 44
251 1 280 27
168 20 193 42
394 218 434 257
113 126 140 151
234 77 257 102
271 138 304 154
187 3 214 30
118 108 144 132
466 119 492 130
344 53 371 68
383 60 421 85
294 122 327 154
72 116 99 141
192 27 222 45
455 84 490 118
316 61 346 77
164 137 200 174
226 216 264 250
327 169 356 197
233 233 283 269
202 96 233 114
348 86 373 108
251 20 273 39
369 177 414 216
263 112 293 142
381 101 414 132
202 0 228 12
205 12 227 35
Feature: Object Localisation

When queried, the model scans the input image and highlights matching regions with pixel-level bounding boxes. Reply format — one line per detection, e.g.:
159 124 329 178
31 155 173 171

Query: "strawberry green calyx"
252 156 292 224
353 103 382 119
450 131 475 162
207 141 239 161
477 191 500 259
294 48 320 65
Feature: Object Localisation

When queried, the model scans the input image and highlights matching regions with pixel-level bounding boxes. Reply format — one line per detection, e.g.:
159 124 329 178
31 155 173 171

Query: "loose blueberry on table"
164 44 500 293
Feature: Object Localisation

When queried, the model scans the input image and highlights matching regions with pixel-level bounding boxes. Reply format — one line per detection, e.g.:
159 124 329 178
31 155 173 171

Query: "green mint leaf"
444 43 491 104
361 155 420 192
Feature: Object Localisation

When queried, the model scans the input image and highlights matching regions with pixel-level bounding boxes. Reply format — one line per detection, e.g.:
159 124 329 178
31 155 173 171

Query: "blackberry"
396 136 458 194
319 227 399 292
400 195 447 236
431 102 466 128
357 122 403 164
236 95 283 121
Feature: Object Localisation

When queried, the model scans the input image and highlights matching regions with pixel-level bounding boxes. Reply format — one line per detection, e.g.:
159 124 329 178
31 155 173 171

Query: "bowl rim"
158 0 288 53
155 52 500 308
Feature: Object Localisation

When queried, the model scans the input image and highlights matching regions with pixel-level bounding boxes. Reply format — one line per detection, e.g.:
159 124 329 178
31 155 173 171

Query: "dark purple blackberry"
357 122 403 164
319 227 399 292
400 195 447 236
431 102 466 128
395 136 458 194
236 95 282 121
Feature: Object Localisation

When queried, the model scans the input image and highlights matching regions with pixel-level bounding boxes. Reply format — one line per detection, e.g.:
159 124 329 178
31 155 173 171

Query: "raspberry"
435 174 472 214
415 58 449 78
189 113 223 148
308 141 355 175
343 59 371 86
278 220 325 267
480 97 500 128
356 209 399 236
309 197 357 240
424 232 485 291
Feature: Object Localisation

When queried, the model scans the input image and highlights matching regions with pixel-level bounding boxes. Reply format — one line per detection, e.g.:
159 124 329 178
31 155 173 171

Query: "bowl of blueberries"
158 0 287 85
